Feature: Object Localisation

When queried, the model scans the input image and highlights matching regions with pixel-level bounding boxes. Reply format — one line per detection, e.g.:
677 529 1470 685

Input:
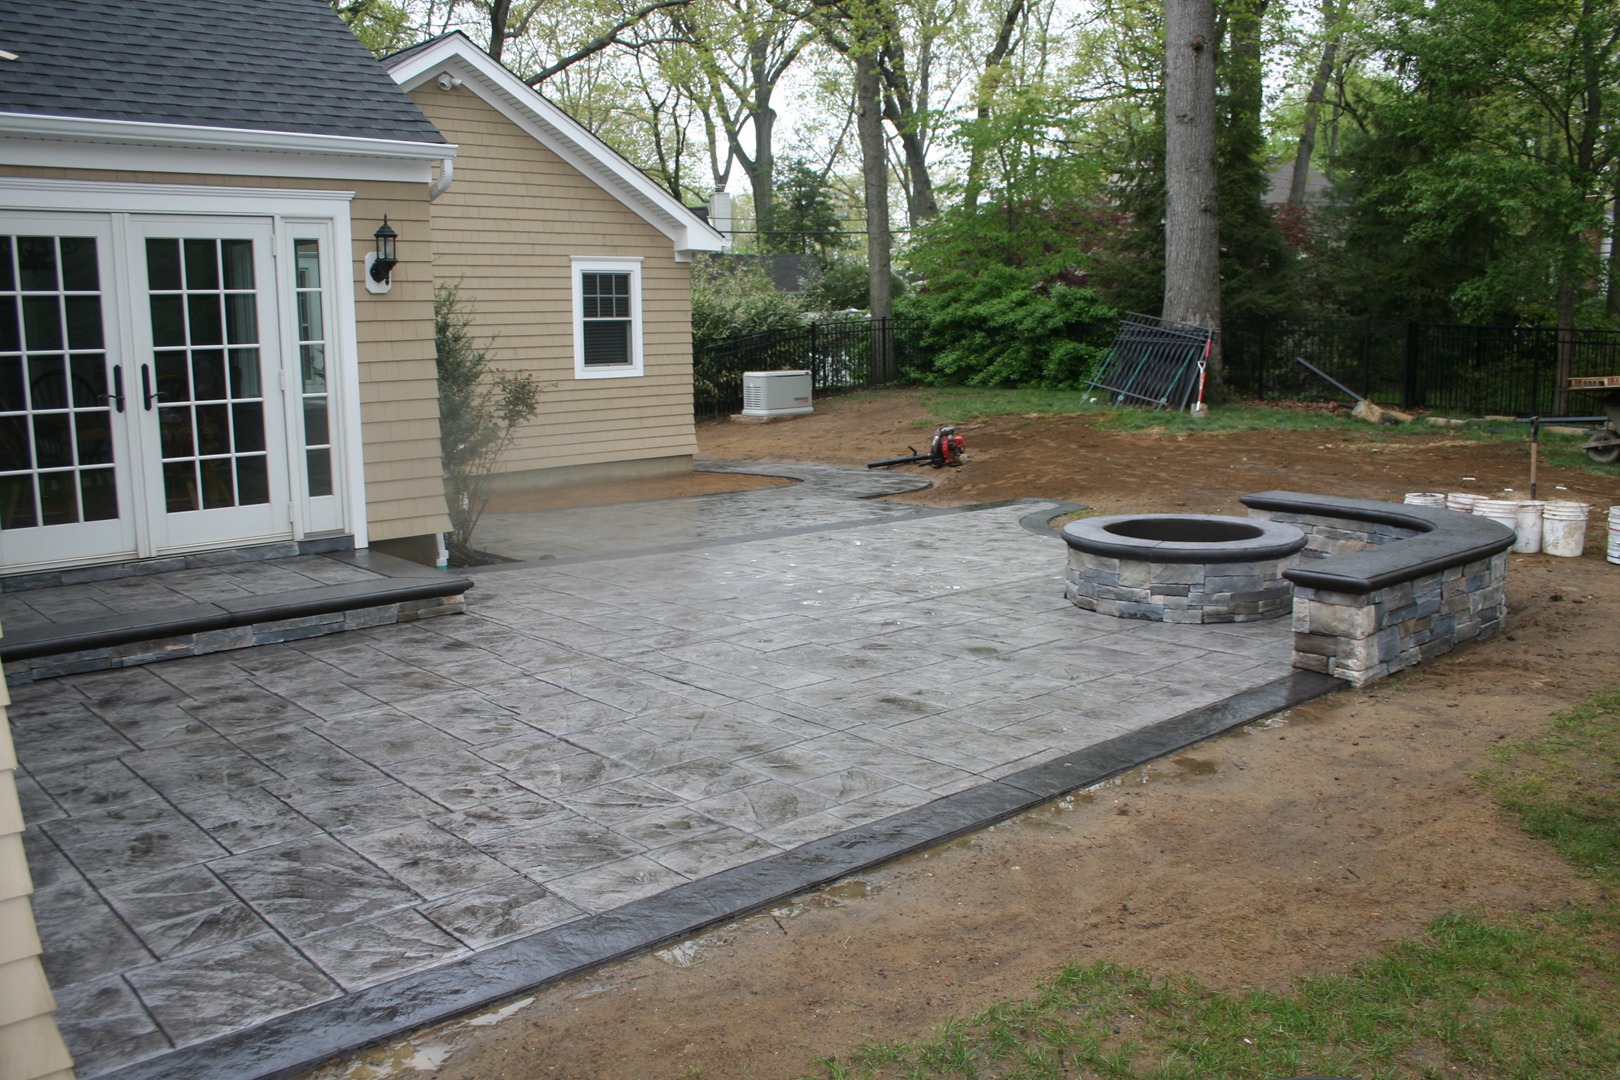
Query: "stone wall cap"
1241 490 1515 594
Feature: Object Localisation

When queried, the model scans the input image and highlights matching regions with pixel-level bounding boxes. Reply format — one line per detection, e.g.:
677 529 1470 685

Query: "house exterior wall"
0 164 450 546
0 657 76 1080
409 84 699 488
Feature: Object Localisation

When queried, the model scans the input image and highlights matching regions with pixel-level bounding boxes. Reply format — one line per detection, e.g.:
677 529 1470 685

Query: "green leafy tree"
435 284 544 565
330 0 417 55
689 255 806 348
1345 0 1618 408
768 158 851 254
899 94 1117 387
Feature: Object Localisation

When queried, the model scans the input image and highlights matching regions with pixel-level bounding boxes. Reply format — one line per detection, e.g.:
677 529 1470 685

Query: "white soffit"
0 112 451 183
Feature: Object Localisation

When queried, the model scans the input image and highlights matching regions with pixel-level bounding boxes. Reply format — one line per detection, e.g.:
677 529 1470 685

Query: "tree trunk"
962 0 1027 210
1555 274 1576 416
1609 170 1620 319
1289 2 1339 206
1163 0 1222 377
856 48 894 376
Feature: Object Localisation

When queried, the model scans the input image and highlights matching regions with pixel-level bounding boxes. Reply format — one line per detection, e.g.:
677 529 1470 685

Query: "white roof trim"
0 112 452 182
387 36 724 259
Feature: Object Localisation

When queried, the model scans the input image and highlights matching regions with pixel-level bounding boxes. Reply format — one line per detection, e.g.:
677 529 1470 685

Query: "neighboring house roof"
385 33 724 259
1266 161 1335 206
0 0 444 142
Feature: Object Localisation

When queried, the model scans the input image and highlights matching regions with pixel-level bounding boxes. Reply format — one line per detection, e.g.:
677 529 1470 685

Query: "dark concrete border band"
99 669 1340 1080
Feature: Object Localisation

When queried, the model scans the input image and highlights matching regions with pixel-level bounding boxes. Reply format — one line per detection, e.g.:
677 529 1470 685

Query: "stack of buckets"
1404 491 1595 557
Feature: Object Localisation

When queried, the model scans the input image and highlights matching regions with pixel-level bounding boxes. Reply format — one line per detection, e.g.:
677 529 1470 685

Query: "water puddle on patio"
306 996 537 1077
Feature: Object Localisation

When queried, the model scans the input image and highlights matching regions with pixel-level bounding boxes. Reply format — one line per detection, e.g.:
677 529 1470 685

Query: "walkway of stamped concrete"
11 463 1336 1080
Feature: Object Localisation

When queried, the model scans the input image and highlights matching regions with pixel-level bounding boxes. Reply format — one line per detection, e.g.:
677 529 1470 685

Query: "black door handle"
108 365 125 413
141 364 162 410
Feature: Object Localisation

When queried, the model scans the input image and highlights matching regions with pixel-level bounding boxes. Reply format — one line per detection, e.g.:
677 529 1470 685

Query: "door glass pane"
65 297 104 348
187 294 223 346
195 403 230 455
3 233 119 534
33 413 71 468
306 448 332 497
149 233 270 512
80 468 117 520
220 240 254 290
183 239 218 289
228 348 261 397
0 298 17 352
225 293 257 344
159 405 194 458
236 456 269 504
59 237 100 291
0 474 36 528
38 471 77 525
145 239 181 291
70 354 107 407
191 349 226 400
290 236 334 502
300 344 325 393
164 462 197 512
17 237 57 290
0 416 30 471
22 296 63 351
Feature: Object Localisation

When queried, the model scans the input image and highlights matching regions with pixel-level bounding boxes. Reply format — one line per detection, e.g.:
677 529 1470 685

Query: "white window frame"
571 256 643 379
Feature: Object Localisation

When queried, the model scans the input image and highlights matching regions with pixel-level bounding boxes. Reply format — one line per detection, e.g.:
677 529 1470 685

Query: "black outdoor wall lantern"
370 217 399 282
364 216 400 294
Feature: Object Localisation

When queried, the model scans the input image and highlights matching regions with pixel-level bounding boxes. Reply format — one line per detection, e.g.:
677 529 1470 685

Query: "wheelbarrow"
1567 377 1620 463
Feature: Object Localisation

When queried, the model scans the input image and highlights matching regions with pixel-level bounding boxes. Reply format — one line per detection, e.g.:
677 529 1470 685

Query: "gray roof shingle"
0 0 445 144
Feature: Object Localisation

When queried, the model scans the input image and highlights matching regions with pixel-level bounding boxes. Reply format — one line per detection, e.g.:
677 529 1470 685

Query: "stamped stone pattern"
11 464 1301 1079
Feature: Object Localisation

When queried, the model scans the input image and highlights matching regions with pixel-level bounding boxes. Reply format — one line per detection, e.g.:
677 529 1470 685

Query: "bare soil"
329 391 1620 1079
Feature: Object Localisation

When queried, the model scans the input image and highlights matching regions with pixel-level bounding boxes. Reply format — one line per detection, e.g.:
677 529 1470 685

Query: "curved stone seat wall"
1239 491 1516 687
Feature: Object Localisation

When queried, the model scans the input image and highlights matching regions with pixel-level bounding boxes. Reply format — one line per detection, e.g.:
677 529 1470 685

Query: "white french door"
127 217 289 552
0 213 296 572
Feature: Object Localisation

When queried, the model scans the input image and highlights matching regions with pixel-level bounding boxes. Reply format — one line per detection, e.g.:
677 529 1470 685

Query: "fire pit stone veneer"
1062 514 1308 624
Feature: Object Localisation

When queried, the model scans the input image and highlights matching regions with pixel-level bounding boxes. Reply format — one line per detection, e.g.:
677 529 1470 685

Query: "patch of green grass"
800 688 1620 1080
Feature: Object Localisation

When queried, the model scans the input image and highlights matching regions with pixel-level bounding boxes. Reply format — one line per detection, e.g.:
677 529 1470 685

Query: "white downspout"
429 156 454 201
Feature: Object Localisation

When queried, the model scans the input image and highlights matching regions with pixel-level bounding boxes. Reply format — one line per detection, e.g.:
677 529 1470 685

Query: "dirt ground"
329 391 1620 1079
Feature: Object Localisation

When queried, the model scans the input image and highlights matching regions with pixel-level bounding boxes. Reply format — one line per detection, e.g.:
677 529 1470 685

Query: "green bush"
690 256 804 351
899 266 1116 388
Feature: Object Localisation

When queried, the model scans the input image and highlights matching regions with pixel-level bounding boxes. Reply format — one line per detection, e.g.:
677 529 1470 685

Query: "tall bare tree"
1162 0 1221 369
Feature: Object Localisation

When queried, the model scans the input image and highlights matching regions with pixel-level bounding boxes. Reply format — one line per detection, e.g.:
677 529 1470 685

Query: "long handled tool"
868 425 965 469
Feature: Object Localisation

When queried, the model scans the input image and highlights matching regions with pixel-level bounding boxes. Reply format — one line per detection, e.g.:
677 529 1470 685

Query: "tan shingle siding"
411 86 698 485
0 669 76 1080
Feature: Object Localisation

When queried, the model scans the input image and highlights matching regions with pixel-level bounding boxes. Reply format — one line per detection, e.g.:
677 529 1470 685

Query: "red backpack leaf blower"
867 425 965 469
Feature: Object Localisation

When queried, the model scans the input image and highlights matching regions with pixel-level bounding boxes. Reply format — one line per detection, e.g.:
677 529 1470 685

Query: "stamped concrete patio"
11 463 1335 1080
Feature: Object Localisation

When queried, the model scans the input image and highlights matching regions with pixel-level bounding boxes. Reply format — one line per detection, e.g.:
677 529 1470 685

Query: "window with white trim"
571 257 643 379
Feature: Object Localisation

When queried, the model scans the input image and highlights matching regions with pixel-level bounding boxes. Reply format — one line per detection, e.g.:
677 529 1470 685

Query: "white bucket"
1607 506 1620 565
1404 492 1447 507
1474 497 1522 543
1542 501 1590 558
1514 501 1544 554
1446 492 1480 513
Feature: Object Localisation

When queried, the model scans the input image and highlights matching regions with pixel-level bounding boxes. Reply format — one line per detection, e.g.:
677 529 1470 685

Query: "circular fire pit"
1061 514 1307 624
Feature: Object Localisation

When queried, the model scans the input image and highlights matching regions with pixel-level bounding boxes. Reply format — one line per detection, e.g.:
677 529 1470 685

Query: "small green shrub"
435 283 543 563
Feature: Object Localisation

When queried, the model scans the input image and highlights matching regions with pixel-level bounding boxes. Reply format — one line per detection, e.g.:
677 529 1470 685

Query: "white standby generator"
741 370 813 418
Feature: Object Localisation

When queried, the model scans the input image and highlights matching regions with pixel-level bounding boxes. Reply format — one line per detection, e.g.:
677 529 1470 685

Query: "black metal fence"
1225 319 1620 416
692 316 926 419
